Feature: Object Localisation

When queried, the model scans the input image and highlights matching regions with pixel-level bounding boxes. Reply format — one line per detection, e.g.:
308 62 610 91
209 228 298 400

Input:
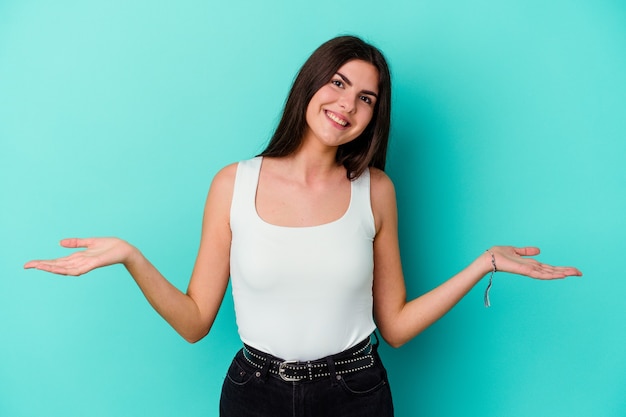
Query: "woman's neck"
283 133 344 180
265 147 345 185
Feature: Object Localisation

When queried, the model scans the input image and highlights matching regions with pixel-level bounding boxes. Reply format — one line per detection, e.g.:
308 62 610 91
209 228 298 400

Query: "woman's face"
303 59 379 149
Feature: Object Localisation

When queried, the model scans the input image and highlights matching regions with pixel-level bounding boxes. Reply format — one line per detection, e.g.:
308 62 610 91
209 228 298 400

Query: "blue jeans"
219 336 394 417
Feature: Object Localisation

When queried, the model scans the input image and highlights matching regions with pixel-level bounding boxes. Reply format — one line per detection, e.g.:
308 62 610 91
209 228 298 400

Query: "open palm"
24 237 133 276
490 246 582 279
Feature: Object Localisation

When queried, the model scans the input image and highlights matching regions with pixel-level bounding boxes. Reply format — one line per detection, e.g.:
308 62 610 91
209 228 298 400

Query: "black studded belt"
242 337 376 382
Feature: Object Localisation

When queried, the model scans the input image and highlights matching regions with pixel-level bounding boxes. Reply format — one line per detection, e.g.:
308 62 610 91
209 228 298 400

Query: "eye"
331 79 344 88
360 95 373 105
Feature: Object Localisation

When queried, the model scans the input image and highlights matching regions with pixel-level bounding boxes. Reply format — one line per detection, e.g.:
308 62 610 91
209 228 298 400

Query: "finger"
23 259 65 269
520 264 565 280
526 263 582 279
514 247 541 257
33 263 82 276
24 252 83 269
60 238 94 248
27 257 94 276
34 263 73 275
554 266 583 276
22 260 68 274
534 272 570 280
24 260 42 269
535 263 583 276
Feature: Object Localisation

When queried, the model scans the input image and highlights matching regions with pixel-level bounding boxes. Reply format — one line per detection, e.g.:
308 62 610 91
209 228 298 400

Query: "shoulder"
211 156 263 187
369 167 396 201
204 162 239 214
368 167 397 233
212 162 238 189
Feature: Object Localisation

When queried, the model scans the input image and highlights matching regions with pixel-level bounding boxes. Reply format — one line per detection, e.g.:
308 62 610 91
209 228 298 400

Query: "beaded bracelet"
484 249 497 307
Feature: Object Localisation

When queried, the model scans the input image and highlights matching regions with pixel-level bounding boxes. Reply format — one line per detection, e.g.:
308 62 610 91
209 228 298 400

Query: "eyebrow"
337 72 379 99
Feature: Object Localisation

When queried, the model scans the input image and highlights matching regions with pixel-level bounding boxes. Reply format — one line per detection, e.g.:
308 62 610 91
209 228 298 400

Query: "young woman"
24 36 582 416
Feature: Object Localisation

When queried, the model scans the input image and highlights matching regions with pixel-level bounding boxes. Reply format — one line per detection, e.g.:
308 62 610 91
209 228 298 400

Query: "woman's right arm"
24 164 237 343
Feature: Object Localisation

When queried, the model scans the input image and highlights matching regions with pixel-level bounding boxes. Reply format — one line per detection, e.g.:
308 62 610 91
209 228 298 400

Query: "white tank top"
229 157 377 361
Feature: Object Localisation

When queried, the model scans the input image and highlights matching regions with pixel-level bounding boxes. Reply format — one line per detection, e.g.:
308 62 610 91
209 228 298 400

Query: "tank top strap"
230 156 262 222
349 168 376 235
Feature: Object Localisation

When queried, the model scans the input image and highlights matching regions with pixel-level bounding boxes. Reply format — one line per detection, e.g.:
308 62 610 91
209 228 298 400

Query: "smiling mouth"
325 110 349 127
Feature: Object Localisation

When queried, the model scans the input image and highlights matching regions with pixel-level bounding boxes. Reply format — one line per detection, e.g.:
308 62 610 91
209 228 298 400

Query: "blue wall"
1 1 624 416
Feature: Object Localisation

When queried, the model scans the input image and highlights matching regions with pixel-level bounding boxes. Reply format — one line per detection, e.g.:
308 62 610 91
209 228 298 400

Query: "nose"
338 92 356 113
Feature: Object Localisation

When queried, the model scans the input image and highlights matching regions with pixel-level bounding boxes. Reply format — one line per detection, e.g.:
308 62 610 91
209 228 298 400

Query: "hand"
24 237 135 276
487 246 583 280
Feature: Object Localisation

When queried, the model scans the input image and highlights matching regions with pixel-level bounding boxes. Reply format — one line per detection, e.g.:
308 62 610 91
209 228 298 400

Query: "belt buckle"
278 360 301 382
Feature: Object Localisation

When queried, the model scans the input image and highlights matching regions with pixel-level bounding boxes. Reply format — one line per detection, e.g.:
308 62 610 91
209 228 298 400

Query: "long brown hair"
259 36 392 179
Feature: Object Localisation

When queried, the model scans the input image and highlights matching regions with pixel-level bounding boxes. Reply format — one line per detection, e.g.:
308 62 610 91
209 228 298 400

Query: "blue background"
1 1 624 416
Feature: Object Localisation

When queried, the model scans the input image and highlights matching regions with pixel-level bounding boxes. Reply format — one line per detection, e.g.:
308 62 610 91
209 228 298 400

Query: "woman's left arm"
369 170 582 348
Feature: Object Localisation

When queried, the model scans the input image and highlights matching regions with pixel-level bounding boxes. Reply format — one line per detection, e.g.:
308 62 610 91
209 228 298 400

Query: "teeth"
326 111 347 126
